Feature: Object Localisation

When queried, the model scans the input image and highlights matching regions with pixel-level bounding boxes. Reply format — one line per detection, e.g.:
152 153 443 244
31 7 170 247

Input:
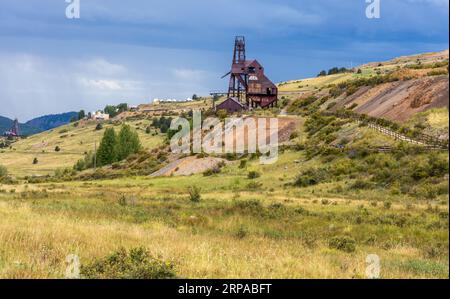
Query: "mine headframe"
221 36 278 110
222 36 248 103
12 119 19 136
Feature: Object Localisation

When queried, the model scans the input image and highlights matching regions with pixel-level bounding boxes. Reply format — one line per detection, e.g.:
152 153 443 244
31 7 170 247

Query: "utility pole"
93 141 97 170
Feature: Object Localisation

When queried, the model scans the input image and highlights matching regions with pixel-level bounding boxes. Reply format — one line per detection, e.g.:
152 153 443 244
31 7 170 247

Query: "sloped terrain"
0 119 164 177
335 76 449 122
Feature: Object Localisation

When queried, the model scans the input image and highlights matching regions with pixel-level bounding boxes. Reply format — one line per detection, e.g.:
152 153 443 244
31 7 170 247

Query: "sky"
0 0 448 121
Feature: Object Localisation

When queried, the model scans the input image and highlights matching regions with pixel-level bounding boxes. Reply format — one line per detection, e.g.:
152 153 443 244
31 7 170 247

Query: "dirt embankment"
340 76 449 122
150 116 299 177
150 156 227 177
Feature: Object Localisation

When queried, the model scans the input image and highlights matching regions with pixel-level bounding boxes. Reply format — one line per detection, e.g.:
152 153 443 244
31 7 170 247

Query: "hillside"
0 116 41 136
0 118 164 177
278 50 449 123
0 50 448 279
24 112 78 132
0 112 78 136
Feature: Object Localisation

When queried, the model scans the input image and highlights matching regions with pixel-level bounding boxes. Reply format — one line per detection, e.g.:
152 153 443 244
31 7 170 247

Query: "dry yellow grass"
0 199 444 279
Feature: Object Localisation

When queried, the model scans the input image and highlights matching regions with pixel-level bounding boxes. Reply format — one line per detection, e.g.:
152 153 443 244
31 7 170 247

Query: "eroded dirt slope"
338 75 449 122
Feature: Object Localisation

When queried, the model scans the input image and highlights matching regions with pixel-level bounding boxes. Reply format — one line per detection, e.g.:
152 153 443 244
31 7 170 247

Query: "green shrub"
247 171 261 179
329 236 356 253
203 166 221 176
33 157 38 164
235 225 248 239
80 247 176 279
232 200 263 215
321 199 330 205
289 131 299 140
238 159 247 169
188 186 201 202
118 194 127 206
294 168 329 187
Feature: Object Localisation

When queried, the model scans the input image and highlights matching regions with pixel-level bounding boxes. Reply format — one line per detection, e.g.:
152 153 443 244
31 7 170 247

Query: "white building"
91 111 110 121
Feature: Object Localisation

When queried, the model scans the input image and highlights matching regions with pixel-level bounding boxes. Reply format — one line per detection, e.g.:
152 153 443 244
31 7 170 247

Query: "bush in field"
235 225 248 239
294 168 329 187
188 186 201 202
95 123 103 131
247 171 261 179
80 247 176 279
33 157 38 164
203 166 221 176
349 179 373 190
289 131 299 140
54 167 75 178
73 151 95 171
383 201 392 209
55 146 61 152
329 236 356 253
239 159 247 169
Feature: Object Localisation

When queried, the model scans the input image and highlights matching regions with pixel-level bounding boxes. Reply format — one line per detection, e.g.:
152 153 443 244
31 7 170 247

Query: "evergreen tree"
97 127 117 166
116 124 141 161
78 110 86 120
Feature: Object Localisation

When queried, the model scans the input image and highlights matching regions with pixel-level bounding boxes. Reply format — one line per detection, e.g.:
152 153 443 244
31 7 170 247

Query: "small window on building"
266 88 271 95
248 67 256 73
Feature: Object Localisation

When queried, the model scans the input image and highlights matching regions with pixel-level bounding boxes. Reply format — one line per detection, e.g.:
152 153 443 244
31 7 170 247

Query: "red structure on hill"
3 118 19 137
218 36 278 113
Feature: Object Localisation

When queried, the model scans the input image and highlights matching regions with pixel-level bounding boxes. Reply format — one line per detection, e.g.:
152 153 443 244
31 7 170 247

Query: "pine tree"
116 124 141 161
97 127 117 166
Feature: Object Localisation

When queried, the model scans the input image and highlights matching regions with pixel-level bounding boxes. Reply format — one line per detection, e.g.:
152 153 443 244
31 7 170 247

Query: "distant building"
216 97 246 114
129 105 139 111
3 118 19 137
91 111 110 121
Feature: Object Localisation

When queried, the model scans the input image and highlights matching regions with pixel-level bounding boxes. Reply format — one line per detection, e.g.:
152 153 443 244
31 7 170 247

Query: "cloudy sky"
0 0 448 121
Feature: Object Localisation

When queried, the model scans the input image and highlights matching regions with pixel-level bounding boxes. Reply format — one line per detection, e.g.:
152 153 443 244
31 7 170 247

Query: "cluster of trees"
151 116 173 133
104 103 128 118
97 124 141 166
74 124 141 170
317 67 350 77
70 110 87 122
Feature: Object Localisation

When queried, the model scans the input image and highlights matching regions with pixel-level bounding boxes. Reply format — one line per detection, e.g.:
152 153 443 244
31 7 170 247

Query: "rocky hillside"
281 50 449 124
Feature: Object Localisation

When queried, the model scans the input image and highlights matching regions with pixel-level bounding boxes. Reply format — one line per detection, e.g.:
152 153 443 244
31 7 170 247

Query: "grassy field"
0 50 448 278
0 147 448 278
0 119 164 177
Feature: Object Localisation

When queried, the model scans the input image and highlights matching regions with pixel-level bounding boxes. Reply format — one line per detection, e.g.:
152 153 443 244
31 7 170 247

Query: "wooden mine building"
217 36 278 113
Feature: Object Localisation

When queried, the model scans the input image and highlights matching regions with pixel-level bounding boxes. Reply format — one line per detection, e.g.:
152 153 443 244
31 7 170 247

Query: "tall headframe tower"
12 119 19 136
227 36 248 102
221 36 278 111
